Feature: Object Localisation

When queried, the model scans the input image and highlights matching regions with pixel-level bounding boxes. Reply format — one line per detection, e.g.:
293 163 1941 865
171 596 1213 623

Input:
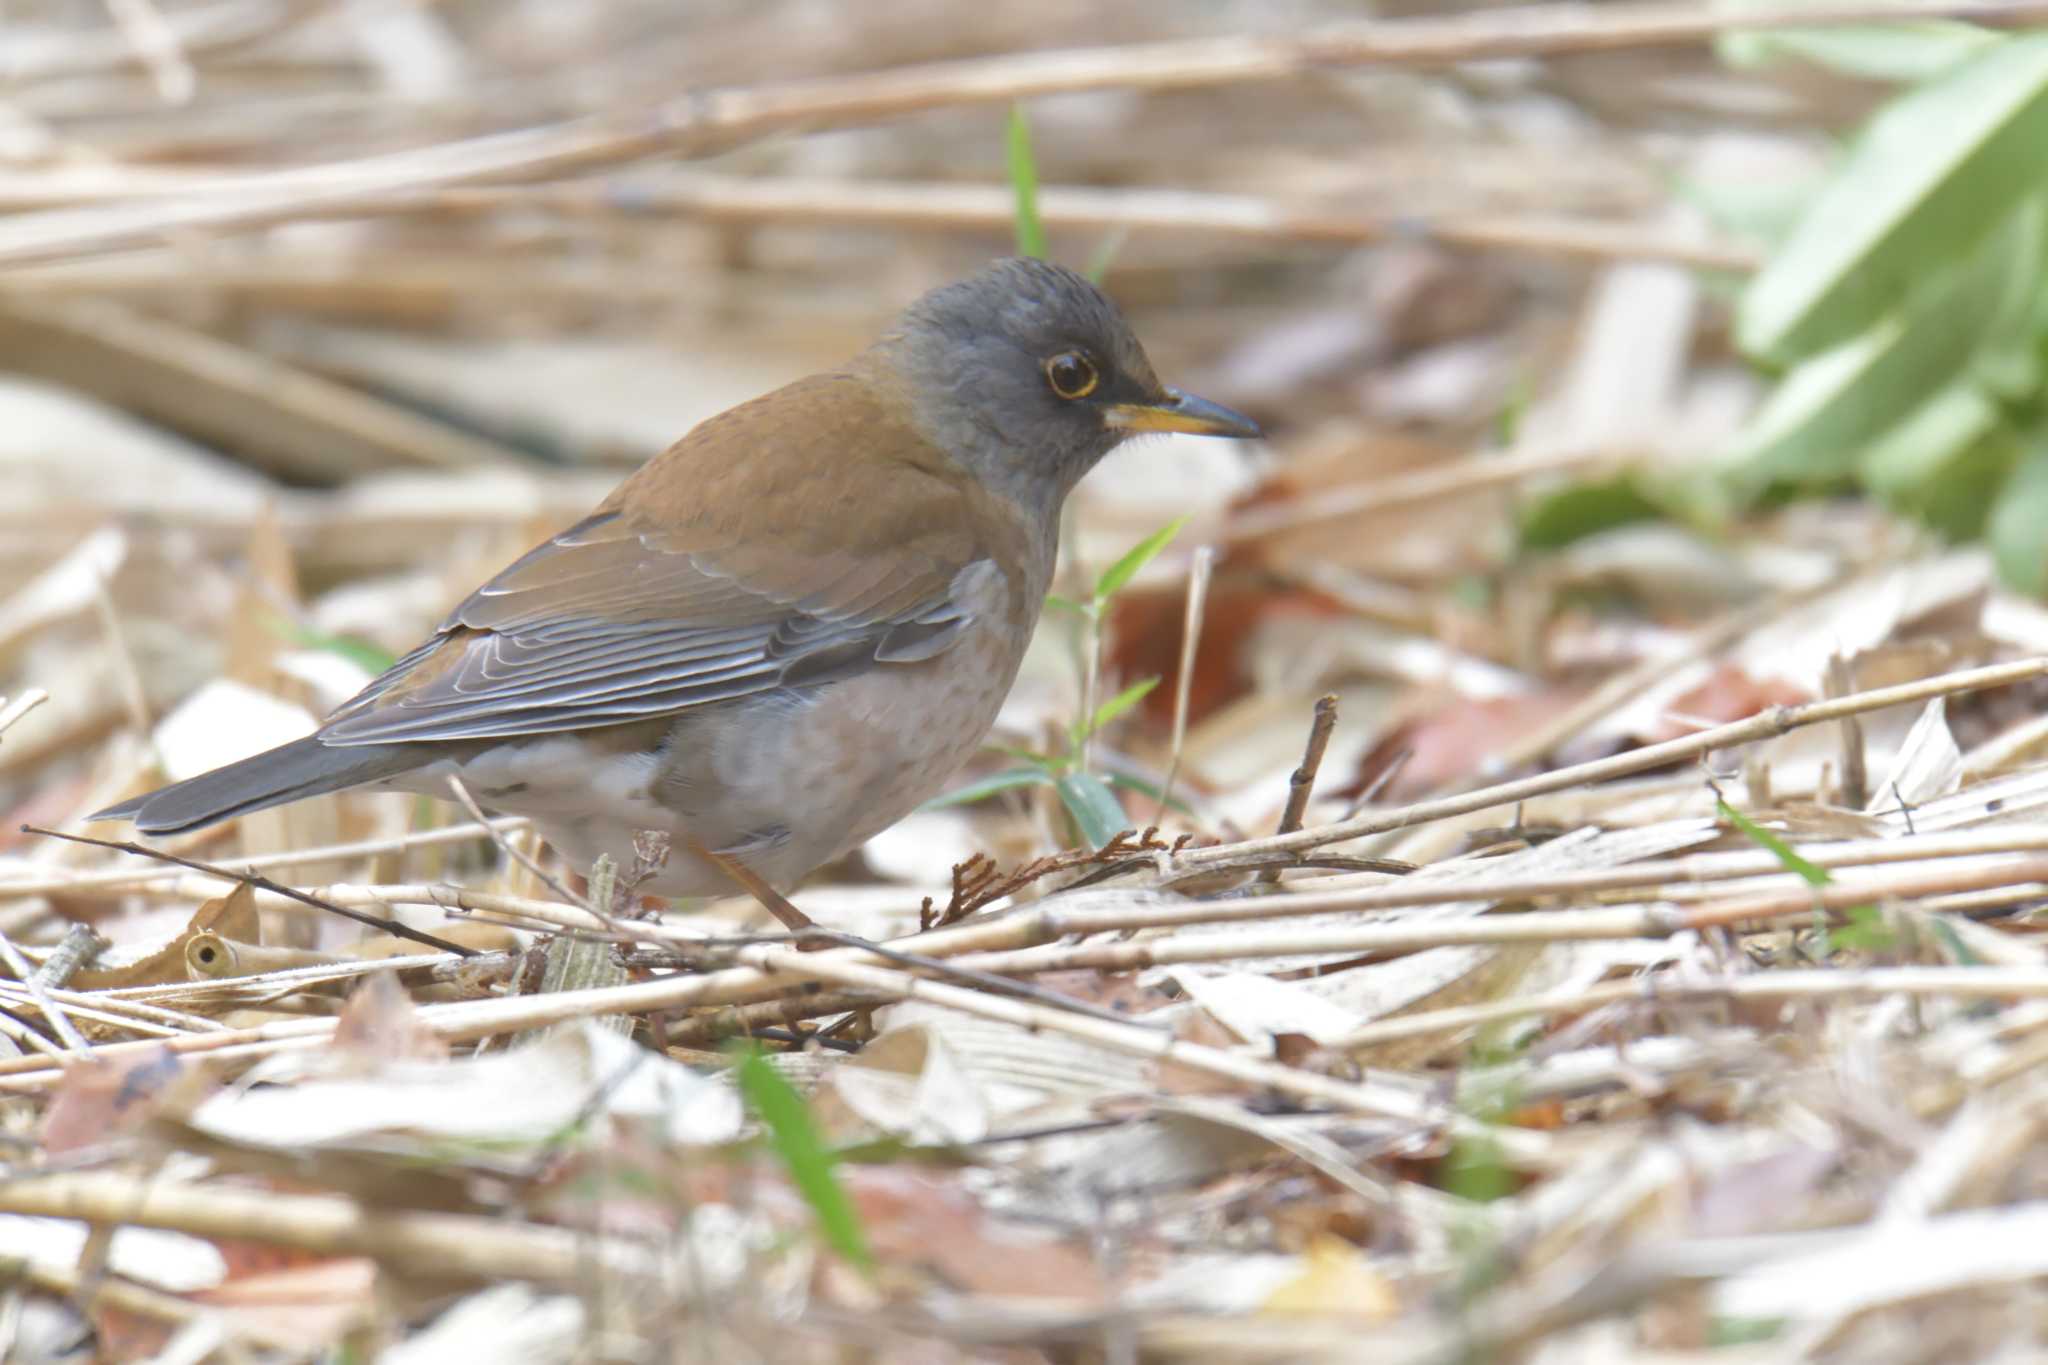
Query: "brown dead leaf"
1156 1008 1260 1098
333 970 449 1066
70 882 262 991
90 1304 175 1363
844 1166 1104 1301
1105 571 1340 730
1646 664 1813 741
192 1257 376 1352
1031 969 1180 1018
40 1046 197 1154
1346 688 1585 800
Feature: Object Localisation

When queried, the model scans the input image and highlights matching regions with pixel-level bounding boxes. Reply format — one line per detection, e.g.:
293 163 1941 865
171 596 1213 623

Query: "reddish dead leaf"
193 1257 376 1352
1644 664 1813 742
41 1047 193 1154
91 1304 175 1363
332 970 449 1067
842 1166 1104 1301
1261 1180 1382 1253
1031 969 1180 1018
212 1235 338 1282
1346 688 1586 801
1105 572 1340 730
1156 1009 1260 1097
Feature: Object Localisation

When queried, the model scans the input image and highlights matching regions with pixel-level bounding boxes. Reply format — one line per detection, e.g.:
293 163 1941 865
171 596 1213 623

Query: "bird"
91 258 1261 907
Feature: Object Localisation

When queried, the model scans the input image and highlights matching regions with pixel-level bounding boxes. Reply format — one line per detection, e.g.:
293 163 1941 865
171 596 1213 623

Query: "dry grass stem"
1169 656 2048 873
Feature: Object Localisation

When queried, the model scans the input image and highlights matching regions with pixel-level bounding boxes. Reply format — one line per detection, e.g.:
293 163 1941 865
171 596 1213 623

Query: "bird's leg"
678 830 818 935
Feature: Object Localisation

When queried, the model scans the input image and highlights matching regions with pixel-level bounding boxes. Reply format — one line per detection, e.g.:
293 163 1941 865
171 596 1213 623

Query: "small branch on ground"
1259 694 1339 885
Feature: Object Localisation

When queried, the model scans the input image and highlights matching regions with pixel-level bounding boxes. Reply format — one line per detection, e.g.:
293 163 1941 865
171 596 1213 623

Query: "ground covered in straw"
2 2 2047 1362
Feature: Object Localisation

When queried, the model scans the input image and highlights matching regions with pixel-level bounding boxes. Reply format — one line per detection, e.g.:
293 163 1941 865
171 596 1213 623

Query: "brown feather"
319 357 1038 745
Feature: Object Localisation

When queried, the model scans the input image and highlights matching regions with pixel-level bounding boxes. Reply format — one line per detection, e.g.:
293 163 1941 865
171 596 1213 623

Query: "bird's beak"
1104 387 1262 439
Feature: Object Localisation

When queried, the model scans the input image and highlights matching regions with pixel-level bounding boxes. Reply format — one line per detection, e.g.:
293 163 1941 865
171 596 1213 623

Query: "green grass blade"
1080 676 1159 741
1083 225 1129 283
1716 798 1829 888
265 615 398 674
1006 103 1048 261
922 766 1056 810
1101 770 1194 816
1094 517 1187 602
1042 592 1088 616
733 1048 873 1272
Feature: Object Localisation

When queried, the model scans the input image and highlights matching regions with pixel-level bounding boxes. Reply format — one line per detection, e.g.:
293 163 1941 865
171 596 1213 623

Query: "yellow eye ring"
1044 351 1099 400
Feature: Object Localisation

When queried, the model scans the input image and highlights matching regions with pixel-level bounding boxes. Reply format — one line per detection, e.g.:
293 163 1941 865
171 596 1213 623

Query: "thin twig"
1335 966 2048 1050
0 0 2039 265
1258 695 1339 886
1166 657 2048 876
0 690 50 738
679 828 816 934
0 174 1760 271
444 774 581 908
99 0 196 103
1829 655 1869 810
0 1172 652 1285
798 929 1170 1032
22 827 479 957
1155 544 1214 825
89 568 152 735
28 925 107 990
0 928 90 1054
0 816 527 901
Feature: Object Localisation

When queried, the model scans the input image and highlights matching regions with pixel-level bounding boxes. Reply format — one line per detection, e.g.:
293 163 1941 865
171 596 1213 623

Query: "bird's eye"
1044 351 1099 400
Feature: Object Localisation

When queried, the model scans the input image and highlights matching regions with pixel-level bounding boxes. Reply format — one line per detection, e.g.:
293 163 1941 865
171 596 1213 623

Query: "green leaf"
1006 103 1047 261
922 766 1055 810
1101 769 1193 815
1517 474 1667 553
1094 516 1187 602
1972 194 2048 402
1825 903 1897 953
1861 385 2018 540
1084 225 1129 284
986 743 1065 773
733 1048 872 1271
1709 1317 1788 1348
1737 34 2048 364
1927 916 1981 966
1677 172 1825 251
1054 770 1129 848
1990 436 2048 595
1041 592 1089 616
1493 373 1534 447
1718 20 1996 83
1717 798 1830 888
265 616 398 675
1727 204 2036 489
1080 676 1159 741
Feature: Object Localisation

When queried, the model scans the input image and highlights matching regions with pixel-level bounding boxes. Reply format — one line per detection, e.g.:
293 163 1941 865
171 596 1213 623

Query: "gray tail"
89 736 421 836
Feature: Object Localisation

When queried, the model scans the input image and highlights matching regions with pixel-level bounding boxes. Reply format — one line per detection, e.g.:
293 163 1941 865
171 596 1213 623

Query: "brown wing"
320 370 1010 745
